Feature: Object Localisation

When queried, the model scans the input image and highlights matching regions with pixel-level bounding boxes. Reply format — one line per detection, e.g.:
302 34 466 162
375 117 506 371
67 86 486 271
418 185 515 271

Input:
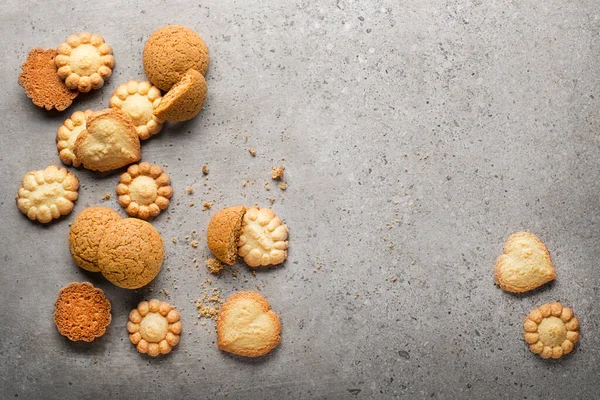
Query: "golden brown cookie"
97 218 164 289
18 48 79 111
128 299 181 357
55 32 115 92
238 207 289 267
524 302 579 359
109 80 163 140
69 207 122 272
116 163 172 220
217 291 281 357
143 25 209 91
494 232 556 293
53 282 112 342
74 109 141 172
56 109 93 166
16 165 79 223
153 69 207 122
207 206 247 265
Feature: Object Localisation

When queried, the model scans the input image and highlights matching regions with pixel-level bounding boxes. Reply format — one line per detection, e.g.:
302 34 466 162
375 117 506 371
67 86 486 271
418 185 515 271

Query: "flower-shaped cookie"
238 207 289 267
16 165 79 223
56 109 93 166
524 302 579 359
109 81 163 140
128 299 182 357
116 163 172 220
55 32 115 92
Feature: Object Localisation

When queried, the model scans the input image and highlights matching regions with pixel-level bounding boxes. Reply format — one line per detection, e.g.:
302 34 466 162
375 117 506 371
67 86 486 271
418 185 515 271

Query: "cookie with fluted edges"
69 207 122 272
143 25 209 91
494 232 555 293
53 282 112 342
116 162 173 220
238 207 289 268
18 48 78 111
524 302 579 359
153 69 207 122
217 291 281 357
109 80 163 140
74 109 141 172
56 109 93 166
127 299 182 357
207 206 246 265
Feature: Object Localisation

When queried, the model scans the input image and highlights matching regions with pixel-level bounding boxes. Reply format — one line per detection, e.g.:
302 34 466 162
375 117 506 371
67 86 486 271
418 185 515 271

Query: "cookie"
217 291 281 357
53 282 112 342
153 69 207 122
56 109 93 166
494 232 556 293
69 207 122 272
74 109 141 172
55 32 115 92
143 25 209 91
238 207 289 267
16 165 79 223
97 218 164 289
109 80 163 140
128 299 181 357
18 48 78 111
207 206 247 265
524 302 579 359
116 162 173 220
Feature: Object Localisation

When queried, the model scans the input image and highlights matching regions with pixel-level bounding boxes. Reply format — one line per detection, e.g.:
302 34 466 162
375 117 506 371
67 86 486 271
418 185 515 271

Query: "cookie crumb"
191 240 198 248
267 197 276 205
248 148 257 157
206 258 223 274
104 193 111 200
190 202 195 207
202 165 209 175
279 182 287 190
163 288 169 295
203 201 212 210
271 166 285 180
171 237 177 243
244 136 248 142
391 276 397 282
264 182 271 191
196 288 223 319
187 187 193 194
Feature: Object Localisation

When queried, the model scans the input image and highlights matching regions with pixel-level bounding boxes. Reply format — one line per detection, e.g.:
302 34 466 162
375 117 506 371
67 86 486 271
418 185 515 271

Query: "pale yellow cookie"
109 81 163 140
16 165 79 223
217 291 281 357
56 109 93 166
116 162 173 220
74 109 141 172
494 232 556 293
128 299 181 357
238 207 289 267
524 302 579 359
55 32 115 92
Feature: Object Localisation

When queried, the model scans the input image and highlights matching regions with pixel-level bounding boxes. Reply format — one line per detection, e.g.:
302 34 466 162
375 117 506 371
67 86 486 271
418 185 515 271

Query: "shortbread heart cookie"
74 109 141 172
524 302 579 359
494 232 556 293
217 291 281 357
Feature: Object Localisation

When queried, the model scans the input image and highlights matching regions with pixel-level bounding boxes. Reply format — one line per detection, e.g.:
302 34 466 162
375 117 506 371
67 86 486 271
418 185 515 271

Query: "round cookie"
56 109 93 166
98 218 164 289
53 282 112 342
143 25 209 91
18 48 78 111
524 302 580 359
207 206 247 265
109 80 163 140
153 69 207 122
116 162 173 220
127 299 182 357
69 207 122 272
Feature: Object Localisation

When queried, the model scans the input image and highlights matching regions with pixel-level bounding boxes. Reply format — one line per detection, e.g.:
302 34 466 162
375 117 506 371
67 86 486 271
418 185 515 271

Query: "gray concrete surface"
1 0 599 399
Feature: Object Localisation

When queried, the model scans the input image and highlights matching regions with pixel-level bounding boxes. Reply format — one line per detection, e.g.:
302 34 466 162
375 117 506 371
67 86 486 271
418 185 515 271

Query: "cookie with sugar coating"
217 291 281 357
494 232 556 293
153 69 207 122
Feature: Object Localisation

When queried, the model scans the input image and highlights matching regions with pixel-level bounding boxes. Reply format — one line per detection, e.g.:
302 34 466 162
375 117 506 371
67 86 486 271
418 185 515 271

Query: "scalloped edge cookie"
109 80 163 140
128 299 182 357
56 109 93 166
524 302 579 359
116 162 173 219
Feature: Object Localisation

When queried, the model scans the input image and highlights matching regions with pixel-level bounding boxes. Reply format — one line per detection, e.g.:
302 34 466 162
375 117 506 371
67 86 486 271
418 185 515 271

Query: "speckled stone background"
1 0 599 399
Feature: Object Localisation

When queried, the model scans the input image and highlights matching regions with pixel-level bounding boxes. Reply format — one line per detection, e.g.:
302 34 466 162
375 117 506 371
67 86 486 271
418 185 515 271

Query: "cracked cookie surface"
128 299 181 357
207 206 246 265
238 207 288 267
109 80 163 140
524 302 579 359
153 68 207 122
116 162 172 220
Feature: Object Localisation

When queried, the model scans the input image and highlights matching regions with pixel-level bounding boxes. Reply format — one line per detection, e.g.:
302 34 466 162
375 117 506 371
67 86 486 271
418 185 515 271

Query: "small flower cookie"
16 165 79 223
524 302 580 359
56 109 93 166
109 81 163 140
238 207 289 267
116 163 173 220
128 299 181 357
55 32 115 92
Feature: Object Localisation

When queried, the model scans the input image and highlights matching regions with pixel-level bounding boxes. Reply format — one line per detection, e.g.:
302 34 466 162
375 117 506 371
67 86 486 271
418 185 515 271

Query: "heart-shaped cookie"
494 232 556 293
217 291 281 357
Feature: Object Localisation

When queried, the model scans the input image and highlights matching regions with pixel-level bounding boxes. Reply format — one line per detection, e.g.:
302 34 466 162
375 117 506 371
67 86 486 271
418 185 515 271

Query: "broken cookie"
153 68 207 122
56 109 93 166
238 207 289 268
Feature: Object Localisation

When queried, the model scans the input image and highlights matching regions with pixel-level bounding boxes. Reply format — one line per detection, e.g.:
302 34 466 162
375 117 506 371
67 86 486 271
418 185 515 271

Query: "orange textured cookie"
207 206 247 265
153 69 207 122
217 291 282 357
53 282 112 342
18 48 78 111
74 109 141 172
69 207 122 272
524 302 579 359
128 299 182 357
143 25 209 91
97 218 164 289
116 162 173 220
